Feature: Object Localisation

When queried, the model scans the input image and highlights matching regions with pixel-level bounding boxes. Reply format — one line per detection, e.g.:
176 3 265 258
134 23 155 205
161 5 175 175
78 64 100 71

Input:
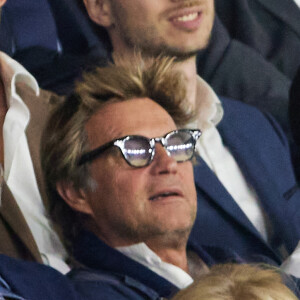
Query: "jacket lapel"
255 0 300 37
218 108 283 221
193 157 263 240
193 96 287 245
217 98 297 253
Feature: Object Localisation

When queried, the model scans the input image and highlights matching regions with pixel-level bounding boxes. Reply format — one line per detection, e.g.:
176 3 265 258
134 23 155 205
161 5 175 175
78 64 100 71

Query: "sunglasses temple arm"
78 140 116 165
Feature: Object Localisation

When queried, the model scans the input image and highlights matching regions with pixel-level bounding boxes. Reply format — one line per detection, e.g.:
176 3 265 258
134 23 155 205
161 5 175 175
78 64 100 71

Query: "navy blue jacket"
0 275 25 300
0 255 82 300
190 97 300 264
69 231 299 300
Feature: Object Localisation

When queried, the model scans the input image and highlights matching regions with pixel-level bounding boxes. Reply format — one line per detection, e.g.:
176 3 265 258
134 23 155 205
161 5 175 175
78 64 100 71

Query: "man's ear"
83 0 114 28
56 181 93 215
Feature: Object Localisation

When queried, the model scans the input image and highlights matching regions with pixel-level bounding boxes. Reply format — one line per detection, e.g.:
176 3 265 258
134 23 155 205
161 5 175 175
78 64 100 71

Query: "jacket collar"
72 231 232 299
73 231 179 299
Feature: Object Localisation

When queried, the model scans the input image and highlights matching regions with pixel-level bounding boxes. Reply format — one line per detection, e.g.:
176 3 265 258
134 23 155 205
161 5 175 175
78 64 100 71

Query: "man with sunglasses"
41 57 300 299
80 0 300 265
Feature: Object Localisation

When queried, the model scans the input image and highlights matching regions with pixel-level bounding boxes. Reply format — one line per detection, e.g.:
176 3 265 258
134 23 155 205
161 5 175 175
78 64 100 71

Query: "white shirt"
293 0 300 8
0 52 69 274
193 77 269 241
117 243 193 289
281 241 300 277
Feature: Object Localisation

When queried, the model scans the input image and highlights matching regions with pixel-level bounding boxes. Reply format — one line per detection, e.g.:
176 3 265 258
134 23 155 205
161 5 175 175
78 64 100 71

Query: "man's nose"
150 144 178 174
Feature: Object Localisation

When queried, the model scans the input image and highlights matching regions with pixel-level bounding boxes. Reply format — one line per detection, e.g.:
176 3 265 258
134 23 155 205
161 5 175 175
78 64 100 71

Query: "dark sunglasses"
78 129 201 168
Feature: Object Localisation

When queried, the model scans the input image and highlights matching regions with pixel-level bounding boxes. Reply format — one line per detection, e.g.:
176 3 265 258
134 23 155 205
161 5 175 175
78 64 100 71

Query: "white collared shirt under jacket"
193 76 269 242
117 243 194 289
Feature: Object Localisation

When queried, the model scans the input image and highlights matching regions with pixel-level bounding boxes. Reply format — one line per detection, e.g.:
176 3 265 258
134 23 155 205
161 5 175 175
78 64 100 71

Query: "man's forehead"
85 98 176 147
87 97 168 126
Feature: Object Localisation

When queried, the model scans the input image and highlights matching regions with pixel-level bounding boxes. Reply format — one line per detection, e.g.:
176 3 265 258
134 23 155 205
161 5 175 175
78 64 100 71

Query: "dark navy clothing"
0 255 81 300
190 97 300 264
0 275 25 300
69 231 240 300
69 231 299 300
197 17 291 134
215 0 300 79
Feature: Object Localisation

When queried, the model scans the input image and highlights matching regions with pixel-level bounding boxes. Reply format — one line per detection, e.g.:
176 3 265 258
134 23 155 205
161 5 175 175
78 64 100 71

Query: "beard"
109 0 213 62
108 205 197 248
141 45 200 62
120 29 211 62
116 22 213 63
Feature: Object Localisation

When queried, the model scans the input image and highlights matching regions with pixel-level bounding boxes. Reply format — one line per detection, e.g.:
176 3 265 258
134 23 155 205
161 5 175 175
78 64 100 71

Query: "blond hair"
172 264 297 300
41 55 195 249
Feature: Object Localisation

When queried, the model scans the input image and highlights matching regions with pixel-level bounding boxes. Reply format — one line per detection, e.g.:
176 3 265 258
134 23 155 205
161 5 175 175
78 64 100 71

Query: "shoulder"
16 84 65 123
217 96 299 190
68 268 161 300
16 82 65 106
219 96 288 147
219 96 269 126
0 255 81 300
220 95 271 118
206 38 291 132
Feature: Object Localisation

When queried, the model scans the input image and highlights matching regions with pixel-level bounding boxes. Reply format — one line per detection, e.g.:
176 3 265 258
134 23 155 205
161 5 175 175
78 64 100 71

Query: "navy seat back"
1 0 58 54
48 0 109 57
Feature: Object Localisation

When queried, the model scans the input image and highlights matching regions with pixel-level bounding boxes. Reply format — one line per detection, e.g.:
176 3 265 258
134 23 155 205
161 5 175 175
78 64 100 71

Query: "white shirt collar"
117 243 193 289
0 51 39 109
293 0 300 8
193 76 223 132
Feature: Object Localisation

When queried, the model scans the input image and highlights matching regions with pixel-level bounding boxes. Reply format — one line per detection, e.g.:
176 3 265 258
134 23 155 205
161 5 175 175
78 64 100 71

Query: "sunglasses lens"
123 137 152 167
166 131 196 162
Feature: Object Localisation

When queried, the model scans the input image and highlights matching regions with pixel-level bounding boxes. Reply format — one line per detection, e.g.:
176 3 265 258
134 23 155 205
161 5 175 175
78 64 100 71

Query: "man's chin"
167 49 200 62
158 216 196 241
158 225 194 248
155 33 212 61
140 45 200 61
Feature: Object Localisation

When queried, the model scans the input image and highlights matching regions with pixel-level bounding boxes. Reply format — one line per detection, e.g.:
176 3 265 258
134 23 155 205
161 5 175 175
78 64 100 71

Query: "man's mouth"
149 189 183 201
173 12 199 22
169 9 202 31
